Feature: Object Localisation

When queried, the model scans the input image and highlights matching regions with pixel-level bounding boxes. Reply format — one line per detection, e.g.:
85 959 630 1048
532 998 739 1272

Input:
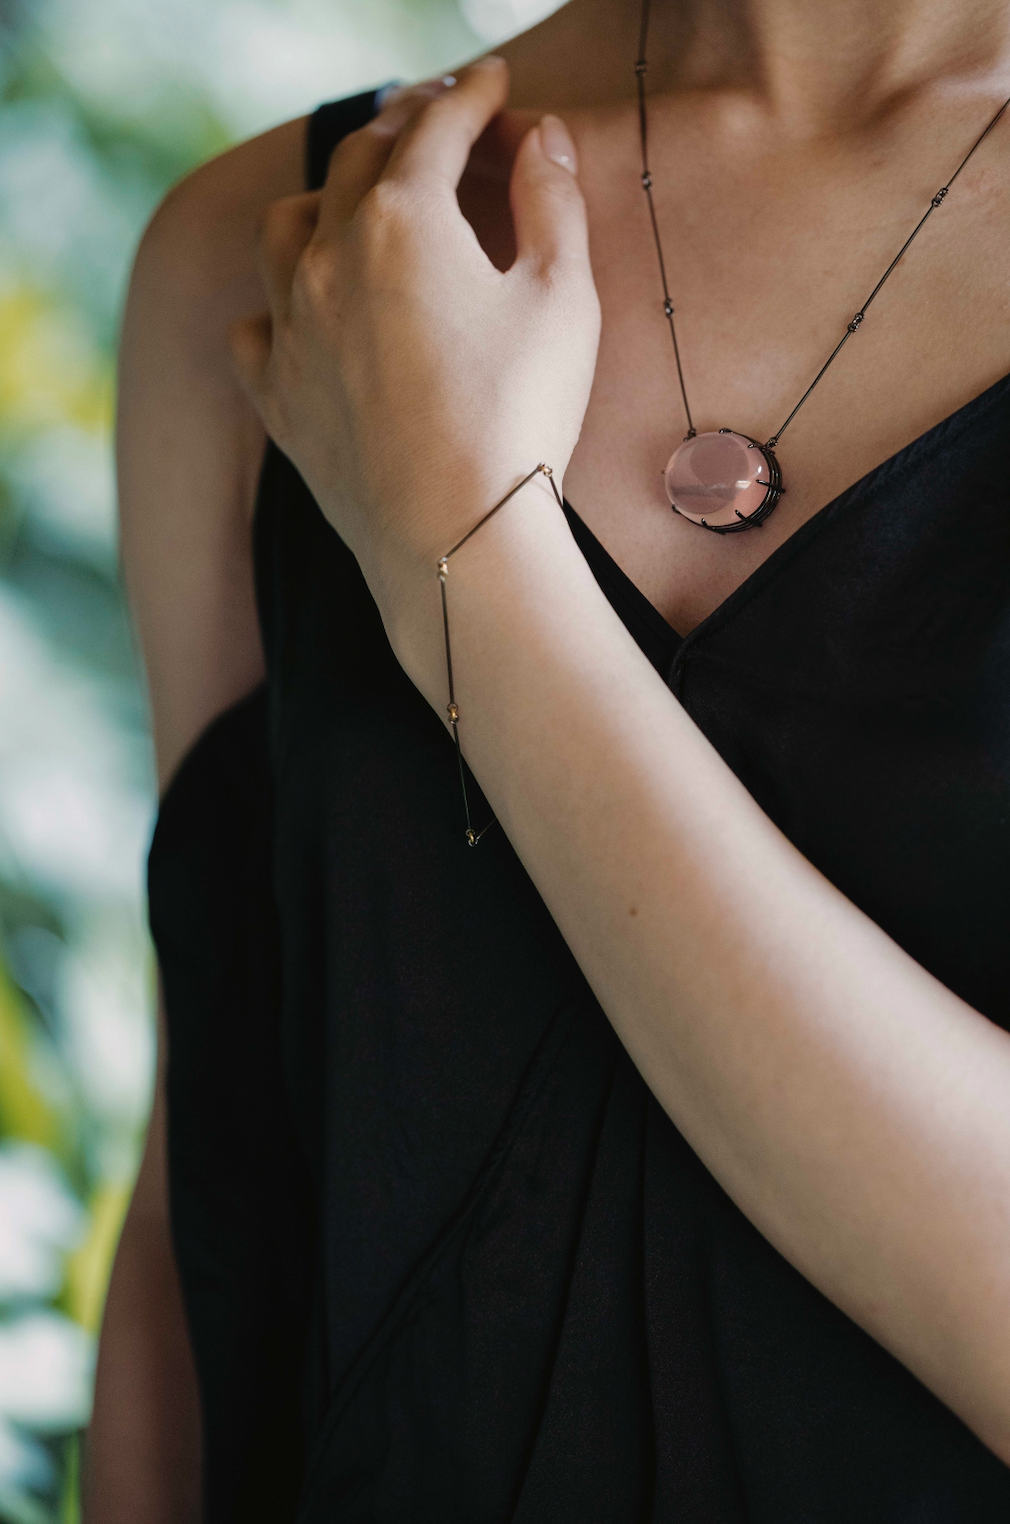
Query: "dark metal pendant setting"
664 429 784 534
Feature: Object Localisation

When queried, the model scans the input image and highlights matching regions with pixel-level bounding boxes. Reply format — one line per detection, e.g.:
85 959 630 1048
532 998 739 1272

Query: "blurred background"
0 0 557 1517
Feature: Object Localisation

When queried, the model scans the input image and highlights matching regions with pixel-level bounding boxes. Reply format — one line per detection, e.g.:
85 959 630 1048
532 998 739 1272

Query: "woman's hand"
229 58 1010 1466
230 58 600 610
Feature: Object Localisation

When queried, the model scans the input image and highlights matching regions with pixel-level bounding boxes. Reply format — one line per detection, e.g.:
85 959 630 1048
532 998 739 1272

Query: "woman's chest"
463 100 1010 635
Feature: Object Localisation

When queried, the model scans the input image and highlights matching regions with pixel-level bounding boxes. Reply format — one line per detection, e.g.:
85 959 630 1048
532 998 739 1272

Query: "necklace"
636 0 1010 534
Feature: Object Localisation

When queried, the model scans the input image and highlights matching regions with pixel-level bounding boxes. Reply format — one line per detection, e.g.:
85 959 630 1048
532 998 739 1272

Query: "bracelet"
437 463 564 846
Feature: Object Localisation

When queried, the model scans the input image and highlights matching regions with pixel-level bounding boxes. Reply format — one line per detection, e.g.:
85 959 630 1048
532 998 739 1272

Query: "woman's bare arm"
232 65 1010 1464
85 115 307 1518
393 493 1010 1466
84 1007 201 1524
118 113 308 790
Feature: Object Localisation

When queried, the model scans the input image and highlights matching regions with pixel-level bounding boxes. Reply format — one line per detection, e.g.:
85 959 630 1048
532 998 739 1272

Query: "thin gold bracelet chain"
438 463 564 845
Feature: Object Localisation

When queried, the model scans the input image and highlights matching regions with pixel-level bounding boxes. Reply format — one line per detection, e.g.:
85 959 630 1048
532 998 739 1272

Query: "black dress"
148 92 1010 1523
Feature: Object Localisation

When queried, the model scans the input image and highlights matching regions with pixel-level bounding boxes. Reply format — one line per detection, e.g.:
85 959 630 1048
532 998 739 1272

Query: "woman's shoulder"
126 89 379 397
136 90 378 286
135 113 309 303
118 94 383 791
118 114 310 793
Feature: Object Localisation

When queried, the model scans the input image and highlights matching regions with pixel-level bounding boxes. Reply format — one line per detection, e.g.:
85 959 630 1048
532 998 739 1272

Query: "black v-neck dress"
148 93 1010 1523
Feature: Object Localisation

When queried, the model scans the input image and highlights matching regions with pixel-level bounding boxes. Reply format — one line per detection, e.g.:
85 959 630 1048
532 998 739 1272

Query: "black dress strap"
306 92 379 192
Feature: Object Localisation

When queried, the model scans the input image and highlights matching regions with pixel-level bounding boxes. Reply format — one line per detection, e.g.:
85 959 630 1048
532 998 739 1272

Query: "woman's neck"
502 0 1010 130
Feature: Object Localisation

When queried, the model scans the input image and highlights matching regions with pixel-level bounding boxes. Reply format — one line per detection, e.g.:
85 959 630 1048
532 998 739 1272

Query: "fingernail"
540 114 578 174
473 53 506 69
370 100 413 136
382 75 453 108
372 76 453 135
373 80 405 111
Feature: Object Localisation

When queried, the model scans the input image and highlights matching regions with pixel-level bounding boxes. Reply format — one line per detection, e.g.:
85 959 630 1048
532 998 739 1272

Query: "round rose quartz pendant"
664 429 783 533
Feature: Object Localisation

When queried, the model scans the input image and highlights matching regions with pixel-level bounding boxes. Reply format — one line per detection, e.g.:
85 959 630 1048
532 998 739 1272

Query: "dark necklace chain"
636 0 1010 453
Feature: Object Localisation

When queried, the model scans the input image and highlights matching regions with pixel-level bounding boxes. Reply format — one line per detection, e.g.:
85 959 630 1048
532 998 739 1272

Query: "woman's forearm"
84 1006 202 1524
227 57 1010 1460
388 486 1010 1461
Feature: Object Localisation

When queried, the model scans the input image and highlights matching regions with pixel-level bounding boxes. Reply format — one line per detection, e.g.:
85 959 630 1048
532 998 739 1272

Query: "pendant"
664 429 783 534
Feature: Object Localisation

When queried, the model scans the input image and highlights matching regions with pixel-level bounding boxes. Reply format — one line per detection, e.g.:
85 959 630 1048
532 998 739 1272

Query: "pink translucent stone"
664 430 768 529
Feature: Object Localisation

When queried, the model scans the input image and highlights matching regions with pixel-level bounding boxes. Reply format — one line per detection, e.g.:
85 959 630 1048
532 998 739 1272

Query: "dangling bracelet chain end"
437 463 563 846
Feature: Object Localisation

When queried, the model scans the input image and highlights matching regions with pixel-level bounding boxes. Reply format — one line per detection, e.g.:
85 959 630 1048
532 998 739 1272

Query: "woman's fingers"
231 79 454 414
510 117 593 278
256 191 321 320
381 55 509 194
229 193 319 420
317 77 458 234
229 309 273 414
373 75 458 126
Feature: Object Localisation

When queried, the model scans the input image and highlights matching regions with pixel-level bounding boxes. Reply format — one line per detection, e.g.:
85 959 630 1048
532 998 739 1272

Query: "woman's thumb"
510 115 591 276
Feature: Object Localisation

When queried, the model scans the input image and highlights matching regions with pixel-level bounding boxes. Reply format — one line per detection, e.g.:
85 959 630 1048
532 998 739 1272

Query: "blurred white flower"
0 1312 94 1432
0 1145 85 1304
